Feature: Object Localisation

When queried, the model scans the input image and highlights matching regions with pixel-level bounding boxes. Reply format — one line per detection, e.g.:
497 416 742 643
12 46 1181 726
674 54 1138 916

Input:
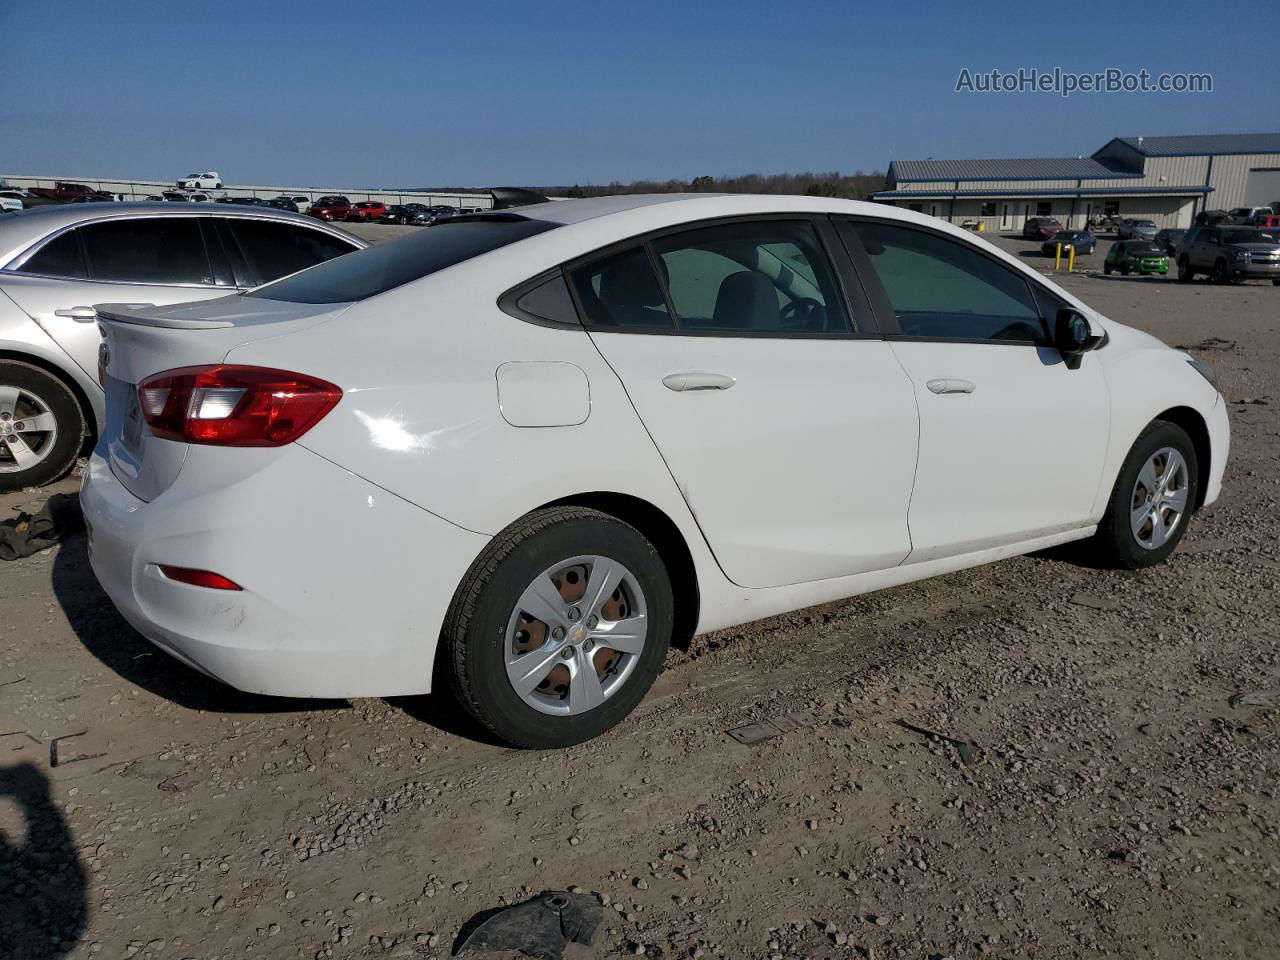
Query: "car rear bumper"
80 445 488 699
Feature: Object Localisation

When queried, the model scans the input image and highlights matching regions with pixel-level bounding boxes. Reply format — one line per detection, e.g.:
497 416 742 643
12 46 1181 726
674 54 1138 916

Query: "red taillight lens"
157 565 242 590
138 365 341 446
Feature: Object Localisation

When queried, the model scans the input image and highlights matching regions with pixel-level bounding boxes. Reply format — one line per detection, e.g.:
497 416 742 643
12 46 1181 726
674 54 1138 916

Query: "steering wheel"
779 297 825 330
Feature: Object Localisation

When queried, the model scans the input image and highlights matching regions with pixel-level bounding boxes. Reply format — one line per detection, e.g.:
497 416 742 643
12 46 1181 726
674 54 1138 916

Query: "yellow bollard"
1054 242 1062 270
1067 245 1075 272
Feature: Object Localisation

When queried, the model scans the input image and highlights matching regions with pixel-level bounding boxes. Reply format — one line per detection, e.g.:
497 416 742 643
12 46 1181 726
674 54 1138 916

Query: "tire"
1119 262 1130 276
445 506 674 748
0 361 84 492
1212 259 1229 284
1104 261 1112 274
1090 421 1199 570
1178 257 1194 282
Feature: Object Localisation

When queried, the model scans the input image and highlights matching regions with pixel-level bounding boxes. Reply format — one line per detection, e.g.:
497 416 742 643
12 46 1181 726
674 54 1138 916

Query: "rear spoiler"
95 303 234 330
490 187 550 210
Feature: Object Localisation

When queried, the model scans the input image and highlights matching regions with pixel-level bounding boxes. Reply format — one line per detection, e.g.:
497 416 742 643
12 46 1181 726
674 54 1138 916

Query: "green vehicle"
1104 240 1170 276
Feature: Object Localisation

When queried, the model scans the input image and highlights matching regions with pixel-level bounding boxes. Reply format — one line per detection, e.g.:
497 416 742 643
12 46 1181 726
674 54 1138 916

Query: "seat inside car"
714 270 779 330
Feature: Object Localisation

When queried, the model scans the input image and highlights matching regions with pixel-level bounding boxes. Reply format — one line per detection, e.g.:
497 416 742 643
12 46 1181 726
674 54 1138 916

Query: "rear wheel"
445 507 673 748
1104 261 1113 274
1089 421 1198 569
0 361 84 491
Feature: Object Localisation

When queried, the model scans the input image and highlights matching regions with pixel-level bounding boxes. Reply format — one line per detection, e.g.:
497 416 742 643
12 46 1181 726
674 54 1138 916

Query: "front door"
567 218 920 589
840 218 1109 562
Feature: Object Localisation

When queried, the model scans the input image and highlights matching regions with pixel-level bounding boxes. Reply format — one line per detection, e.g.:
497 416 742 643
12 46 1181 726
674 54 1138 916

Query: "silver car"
0 203 365 489
1117 218 1159 241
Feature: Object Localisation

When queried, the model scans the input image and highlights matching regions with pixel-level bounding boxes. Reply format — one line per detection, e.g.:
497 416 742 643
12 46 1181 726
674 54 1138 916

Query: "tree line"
557 170 885 199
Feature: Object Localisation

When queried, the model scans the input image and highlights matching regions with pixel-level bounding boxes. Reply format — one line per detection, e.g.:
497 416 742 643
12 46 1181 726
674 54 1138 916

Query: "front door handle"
926 378 976 395
662 371 736 392
54 306 98 322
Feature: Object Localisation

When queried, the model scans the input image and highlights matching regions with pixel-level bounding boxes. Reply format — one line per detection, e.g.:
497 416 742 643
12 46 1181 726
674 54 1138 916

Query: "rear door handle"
662 371 736 392
926 378 976 395
54 306 98 322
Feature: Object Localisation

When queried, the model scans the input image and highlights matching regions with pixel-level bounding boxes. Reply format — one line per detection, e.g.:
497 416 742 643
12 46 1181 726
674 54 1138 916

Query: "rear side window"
251 217 559 303
851 221 1047 343
650 220 848 334
78 218 213 285
227 219 357 285
17 230 87 279
568 246 673 329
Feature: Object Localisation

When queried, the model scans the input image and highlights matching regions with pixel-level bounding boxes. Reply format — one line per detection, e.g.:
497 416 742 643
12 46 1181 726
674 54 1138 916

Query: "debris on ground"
0 493 83 560
454 891 603 959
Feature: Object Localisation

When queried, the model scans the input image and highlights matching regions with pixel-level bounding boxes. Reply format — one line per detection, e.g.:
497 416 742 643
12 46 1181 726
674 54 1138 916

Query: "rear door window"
77 217 214 285
15 230 88 279
226 219 359 285
251 216 558 303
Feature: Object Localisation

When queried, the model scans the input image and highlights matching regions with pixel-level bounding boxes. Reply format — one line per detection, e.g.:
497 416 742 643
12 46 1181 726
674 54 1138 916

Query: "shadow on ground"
0 762 87 959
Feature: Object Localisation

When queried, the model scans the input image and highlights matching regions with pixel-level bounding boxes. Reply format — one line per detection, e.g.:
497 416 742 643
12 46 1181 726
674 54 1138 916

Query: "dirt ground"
1 226 1277 960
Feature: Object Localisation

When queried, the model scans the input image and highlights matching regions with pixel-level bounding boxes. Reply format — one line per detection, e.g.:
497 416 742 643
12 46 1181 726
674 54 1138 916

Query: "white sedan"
81 195 1229 748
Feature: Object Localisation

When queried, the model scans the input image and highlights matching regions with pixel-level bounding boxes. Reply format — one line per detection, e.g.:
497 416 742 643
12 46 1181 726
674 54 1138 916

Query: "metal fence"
0 173 495 209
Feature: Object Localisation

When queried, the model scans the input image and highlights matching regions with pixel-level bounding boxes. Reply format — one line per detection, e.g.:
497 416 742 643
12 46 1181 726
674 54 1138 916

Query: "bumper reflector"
157 565 243 591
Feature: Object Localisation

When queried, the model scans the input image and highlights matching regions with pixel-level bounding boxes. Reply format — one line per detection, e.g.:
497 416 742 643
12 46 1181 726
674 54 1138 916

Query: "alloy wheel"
1130 447 1190 550
0 385 59 474
504 555 648 716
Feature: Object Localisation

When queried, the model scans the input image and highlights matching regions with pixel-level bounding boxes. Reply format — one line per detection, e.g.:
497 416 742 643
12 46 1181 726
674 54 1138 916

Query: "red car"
309 195 352 221
346 201 387 222
1022 216 1062 241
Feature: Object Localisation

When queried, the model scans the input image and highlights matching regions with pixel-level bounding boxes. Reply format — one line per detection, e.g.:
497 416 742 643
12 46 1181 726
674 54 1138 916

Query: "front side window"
77 217 212 285
252 216 558 303
650 220 848 334
568 246 673 330
850 220 1047 343
227 219 358 285
15 230 88 279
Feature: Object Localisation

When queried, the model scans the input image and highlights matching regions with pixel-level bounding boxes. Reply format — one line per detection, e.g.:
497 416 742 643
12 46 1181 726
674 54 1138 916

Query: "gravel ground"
0 225 1277 960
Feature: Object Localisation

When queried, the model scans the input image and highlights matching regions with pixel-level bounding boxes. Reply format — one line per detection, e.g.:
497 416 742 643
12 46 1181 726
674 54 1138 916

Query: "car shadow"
0 762 88 959
50 530 347 715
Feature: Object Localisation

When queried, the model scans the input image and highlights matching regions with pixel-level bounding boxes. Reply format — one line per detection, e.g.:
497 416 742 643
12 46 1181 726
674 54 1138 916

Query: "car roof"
0 202 365 266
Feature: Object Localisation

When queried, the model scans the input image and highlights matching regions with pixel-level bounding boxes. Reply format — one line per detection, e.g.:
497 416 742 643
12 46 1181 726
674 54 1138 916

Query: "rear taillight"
157 565 242 590
138 364 341 446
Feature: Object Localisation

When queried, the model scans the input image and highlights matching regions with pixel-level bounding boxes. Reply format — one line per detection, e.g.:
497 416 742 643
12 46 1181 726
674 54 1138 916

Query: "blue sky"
2 0 1276 187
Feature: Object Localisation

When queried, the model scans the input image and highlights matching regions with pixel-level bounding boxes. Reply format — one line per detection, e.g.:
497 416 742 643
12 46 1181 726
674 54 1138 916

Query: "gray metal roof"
888 156 1132 183
1111 133 1280 156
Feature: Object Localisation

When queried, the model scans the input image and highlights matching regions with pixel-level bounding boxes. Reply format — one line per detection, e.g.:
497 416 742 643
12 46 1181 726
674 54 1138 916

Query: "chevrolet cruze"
81 195 1229 748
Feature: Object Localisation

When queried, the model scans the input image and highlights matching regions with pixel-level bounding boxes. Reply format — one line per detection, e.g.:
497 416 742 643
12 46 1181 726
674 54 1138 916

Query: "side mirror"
1054 308 1101 370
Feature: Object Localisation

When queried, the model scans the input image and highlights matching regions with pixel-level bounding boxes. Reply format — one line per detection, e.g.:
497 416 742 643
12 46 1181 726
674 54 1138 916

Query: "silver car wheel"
1130 446 1190 550
504 555 649 717
0 385 59 474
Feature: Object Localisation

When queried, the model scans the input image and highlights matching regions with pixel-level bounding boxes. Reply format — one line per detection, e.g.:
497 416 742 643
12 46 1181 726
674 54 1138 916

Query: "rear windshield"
1126 243 1163 255
250 216 559 304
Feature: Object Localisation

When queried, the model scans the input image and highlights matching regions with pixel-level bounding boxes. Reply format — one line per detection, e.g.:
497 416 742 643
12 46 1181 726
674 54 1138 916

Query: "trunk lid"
95 296 351 501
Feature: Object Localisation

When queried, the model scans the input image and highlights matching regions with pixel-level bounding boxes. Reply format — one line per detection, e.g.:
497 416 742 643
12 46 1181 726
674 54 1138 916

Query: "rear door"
569 216 920 589
1 216 234 381
839 217 1109 562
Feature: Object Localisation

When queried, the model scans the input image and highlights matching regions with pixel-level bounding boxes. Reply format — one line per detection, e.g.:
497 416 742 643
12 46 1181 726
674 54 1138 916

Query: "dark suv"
1177 226 1280 284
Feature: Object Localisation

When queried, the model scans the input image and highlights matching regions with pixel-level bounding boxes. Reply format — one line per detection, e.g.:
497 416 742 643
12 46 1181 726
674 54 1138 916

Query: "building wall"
886 194 1195 230
1205 153 1280 210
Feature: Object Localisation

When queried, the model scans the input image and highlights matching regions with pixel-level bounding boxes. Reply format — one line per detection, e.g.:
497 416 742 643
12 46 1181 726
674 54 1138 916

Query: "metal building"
871 132 1280 231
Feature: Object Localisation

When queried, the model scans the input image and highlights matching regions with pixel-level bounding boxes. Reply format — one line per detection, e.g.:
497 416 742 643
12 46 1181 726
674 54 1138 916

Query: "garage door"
1244 168 1280 208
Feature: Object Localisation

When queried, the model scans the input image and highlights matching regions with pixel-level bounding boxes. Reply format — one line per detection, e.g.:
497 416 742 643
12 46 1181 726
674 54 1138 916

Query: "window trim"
835 216 1061 347
497 268 584 330
559 213 876 340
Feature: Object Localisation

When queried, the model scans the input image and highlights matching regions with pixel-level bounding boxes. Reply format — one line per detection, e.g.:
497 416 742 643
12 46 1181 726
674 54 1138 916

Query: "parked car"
1040 229 1095 257
427 204 459 223
1154 228 1187 256
266 198 299 212
27 182 113 204
221 197 270 206
347 201 388 222
1255 214 1280 232
160 191 215 203
1177 225 1280 284
0 194 23 213
1227 206 1272 225
0 204 365 489
1022 216 1061 240
381 203 431 225
309 196 352 221
1116 219 1159 241
273 195 309 212
1104 240 1169 276
1194 209 1231 227
177 172 223 189
78 195 1228 748
67 194 114 203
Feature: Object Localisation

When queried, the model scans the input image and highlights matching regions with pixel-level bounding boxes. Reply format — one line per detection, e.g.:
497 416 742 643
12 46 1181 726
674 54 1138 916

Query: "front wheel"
1178 257 1194 282
1119 262 1131 275
445 507 673 748
1089 421 1198 569
1212 259 1230 284
0 361 84 491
